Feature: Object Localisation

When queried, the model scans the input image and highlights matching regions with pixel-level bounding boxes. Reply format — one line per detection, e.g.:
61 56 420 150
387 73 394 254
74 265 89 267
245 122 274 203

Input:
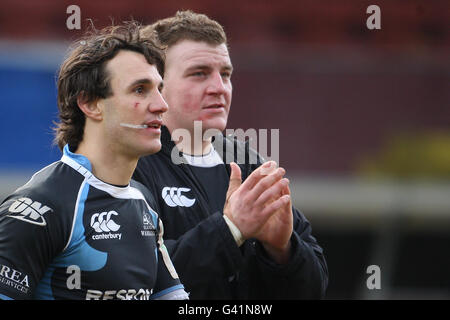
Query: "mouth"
120 119 163 130
144 119 163 129
203 104 225 110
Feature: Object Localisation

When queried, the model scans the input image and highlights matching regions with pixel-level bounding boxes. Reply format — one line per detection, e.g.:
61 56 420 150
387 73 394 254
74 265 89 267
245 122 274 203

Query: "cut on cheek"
134 102 140 108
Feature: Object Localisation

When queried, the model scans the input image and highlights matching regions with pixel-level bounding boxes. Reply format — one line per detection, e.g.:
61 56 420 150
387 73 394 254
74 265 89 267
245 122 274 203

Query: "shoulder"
1 161 86 226
0 161 86 262
130 179 158 206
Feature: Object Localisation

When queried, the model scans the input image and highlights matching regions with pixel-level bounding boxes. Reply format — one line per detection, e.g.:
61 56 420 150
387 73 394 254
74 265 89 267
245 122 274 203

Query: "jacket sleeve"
163 211 244 292
238 138 329 299
246 206 329 299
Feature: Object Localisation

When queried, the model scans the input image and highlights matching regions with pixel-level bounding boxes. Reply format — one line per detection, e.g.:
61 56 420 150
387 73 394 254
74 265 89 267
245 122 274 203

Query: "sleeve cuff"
223 215 245 247
254 232 305 274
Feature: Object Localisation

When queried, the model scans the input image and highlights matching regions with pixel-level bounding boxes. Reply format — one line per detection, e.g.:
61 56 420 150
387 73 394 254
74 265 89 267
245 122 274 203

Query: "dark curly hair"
54 21 164 151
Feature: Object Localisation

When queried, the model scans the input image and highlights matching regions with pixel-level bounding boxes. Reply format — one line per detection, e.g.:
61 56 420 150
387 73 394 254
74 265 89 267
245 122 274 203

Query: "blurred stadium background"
0 0 449 299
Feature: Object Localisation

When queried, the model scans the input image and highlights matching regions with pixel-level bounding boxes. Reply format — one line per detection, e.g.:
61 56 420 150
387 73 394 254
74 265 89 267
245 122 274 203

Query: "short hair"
54 21 164 151
140 10 227 48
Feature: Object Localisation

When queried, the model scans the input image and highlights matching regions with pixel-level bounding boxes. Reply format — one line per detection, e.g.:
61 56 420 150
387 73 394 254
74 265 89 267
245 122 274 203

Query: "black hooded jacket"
133 126 328 299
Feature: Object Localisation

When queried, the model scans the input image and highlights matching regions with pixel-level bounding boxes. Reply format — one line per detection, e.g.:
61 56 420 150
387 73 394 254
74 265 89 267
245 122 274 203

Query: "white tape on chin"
120 123 148 129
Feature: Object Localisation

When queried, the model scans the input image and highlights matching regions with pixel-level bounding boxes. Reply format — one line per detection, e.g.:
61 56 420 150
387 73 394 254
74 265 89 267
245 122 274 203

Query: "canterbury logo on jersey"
90 211 122 241
90 211 121 232
161 187 196 207
7 197 53 226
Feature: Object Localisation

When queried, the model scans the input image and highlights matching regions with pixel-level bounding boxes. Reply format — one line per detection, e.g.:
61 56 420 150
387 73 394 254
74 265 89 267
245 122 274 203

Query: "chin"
141 142 162 156
202 118 228 133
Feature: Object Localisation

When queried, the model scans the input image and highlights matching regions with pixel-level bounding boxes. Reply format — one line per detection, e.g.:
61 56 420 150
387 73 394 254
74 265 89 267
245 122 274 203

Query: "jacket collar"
160 125 229 159
160 125 177 155
159 125 257 178
160 125 243 175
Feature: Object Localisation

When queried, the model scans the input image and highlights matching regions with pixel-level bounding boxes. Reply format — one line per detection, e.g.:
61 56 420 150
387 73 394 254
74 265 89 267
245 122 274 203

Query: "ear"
77 93 103 121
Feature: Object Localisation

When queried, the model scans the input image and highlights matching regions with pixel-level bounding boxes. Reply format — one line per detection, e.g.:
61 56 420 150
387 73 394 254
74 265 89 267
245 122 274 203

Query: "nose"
206 71 227 95
148 90 169 114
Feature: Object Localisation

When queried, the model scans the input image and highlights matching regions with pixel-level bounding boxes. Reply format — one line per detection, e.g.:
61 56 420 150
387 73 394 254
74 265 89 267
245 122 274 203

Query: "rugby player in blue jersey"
0 22 188 300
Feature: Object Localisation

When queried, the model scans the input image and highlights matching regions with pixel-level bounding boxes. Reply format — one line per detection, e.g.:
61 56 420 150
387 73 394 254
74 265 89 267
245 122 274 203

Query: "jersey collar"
61 144 146 200
62 144 92 172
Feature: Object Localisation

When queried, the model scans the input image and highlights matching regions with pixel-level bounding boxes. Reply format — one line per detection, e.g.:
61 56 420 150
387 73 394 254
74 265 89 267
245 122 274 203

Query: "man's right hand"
223 161 291 240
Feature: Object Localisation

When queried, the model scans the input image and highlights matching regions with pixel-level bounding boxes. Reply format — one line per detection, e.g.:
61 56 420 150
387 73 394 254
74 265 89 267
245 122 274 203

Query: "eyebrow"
127 78 163 90
185 64 234 73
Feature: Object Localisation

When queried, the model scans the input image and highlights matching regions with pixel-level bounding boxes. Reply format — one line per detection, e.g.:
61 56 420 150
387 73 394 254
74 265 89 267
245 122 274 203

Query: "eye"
221 72 232 79
191 71 206 77
134 85 145 94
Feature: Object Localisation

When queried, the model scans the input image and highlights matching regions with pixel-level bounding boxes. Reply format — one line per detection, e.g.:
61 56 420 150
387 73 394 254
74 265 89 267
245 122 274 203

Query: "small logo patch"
7 197 53 226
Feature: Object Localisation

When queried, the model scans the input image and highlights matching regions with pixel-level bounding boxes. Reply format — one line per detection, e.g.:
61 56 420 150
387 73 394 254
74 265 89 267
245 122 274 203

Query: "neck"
75 138 137 186
167 125 212 156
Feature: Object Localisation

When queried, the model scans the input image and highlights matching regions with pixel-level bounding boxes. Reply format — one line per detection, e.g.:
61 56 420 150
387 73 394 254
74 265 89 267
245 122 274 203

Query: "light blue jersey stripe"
150 284 186 300
0 293 13 300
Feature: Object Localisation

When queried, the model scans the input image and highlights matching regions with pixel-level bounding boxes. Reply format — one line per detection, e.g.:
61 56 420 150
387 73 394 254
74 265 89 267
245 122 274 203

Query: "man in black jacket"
133 10 328 299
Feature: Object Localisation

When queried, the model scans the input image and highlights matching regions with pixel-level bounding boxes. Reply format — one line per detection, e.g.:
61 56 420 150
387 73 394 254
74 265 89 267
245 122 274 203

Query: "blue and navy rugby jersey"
0 145 188 300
